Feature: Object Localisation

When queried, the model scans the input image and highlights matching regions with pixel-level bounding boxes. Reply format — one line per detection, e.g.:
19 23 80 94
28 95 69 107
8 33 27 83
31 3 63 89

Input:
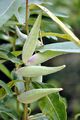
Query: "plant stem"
23 104 28 120
26 0 29 34
23 78 30 120
23 1 29 119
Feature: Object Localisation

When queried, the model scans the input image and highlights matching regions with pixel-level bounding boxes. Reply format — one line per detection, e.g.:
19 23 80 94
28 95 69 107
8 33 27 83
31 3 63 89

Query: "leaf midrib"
47 96 60 120
0 0 15 17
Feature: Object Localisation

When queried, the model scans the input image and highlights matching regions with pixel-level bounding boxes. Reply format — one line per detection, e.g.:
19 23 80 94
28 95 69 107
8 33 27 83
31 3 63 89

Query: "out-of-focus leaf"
35 4 80 45
0 60 6 64
32 82 67 120
41 31 71 40
16 26 43 48
16 65 65 77
0 105 18 120
0 80 12 97
11 71 25 93
12 51 22 57
17 88 62 104
15 2 26 24
29 113 48 120
37 42 80 53
0 80 23 100
75 113 80 120
0 48 22 64
22 14 41 64
0 0 21 27
16 26 27 40
0 64 11 79
0 110 17 120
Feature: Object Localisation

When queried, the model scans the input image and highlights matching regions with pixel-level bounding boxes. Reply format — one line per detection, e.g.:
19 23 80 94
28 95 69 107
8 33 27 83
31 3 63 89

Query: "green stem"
23 78 30 120
23 104 28 120
23 1 30 119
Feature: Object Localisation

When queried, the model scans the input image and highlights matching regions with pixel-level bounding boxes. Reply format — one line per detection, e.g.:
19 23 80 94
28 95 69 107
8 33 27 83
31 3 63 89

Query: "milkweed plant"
0 0 80 120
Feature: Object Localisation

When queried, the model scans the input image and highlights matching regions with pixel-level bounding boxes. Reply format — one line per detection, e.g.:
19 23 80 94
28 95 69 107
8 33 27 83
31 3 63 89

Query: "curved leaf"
16 65 66 77
37 42 80 53
35 4 80 45
0 64 11 79
0 110 17 120
29 113 48 120
0 48 22 64
0 0 21 27
41 31 71 41
27 51 63 65
32 82 67 120
0 80 23 100
0 80 12 97
22 14 41 64
17 88 62 104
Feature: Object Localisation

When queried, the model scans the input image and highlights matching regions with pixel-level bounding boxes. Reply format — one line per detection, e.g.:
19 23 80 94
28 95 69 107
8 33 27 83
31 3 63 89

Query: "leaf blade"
22 14 41 64
32 82 67 120
0 0 21 27
16 65 66 77
35 4 80 45
17 88 62 104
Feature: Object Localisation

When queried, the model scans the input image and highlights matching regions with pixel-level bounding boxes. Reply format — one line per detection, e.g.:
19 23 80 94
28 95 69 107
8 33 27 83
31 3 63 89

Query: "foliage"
0 0 80 120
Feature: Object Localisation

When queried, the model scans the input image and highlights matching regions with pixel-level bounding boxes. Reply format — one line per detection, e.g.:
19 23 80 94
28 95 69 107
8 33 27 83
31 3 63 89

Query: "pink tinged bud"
26 54 37 65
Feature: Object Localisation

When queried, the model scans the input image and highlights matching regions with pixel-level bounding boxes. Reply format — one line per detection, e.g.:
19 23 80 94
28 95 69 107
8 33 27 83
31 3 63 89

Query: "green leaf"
75 113 80 120
16 65 65 77
27 51 63 65
0 64 11 79
0 48 22 64
0 0 21 27
17 88 62 104
0 80 23 100
41 31 71 41
37 42 80 53
35 4 80 45
32 76 42 83
22 14 41 64
12 51 22 57
0 80 12 97
29 113 48 120
16 26 27 40
0 110 17 120
0 60 6 64
32 82 67 120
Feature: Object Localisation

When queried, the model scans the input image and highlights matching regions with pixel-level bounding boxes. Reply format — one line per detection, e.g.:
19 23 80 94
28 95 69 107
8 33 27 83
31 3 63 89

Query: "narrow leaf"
0 80 12 96
0 110 17 120
22 14 41 64
0 48 22 64
37 42 80 53
35 4 80 45
29 113 48 120
0 64 11 79
16 26 27 40
41 31 71 41
0 80 23 100
16 65 66 77
17 88 62 104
